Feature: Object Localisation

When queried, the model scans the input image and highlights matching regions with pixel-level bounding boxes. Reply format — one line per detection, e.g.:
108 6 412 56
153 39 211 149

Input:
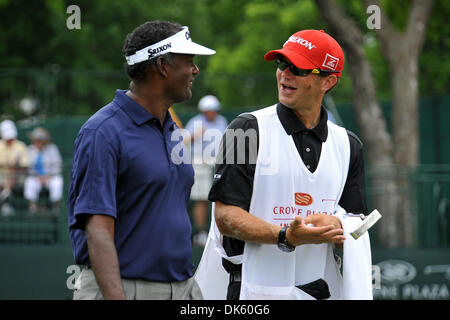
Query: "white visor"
125 26 215 65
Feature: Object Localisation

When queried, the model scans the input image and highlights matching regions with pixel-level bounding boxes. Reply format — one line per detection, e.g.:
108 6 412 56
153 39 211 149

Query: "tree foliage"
0 0 448 118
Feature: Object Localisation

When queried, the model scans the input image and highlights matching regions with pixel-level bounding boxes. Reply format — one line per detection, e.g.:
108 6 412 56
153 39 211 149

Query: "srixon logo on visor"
148 42 172 59
295 193 313 206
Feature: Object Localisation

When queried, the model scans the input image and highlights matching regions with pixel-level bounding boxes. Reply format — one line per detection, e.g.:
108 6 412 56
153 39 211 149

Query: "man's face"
33 139 46 150
166 54 199 103
276 57 324 110
204 110 218 122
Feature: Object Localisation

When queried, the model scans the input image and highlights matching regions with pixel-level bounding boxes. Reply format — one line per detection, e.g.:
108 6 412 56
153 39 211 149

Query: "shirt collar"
114 90 176 129
276 103 328 142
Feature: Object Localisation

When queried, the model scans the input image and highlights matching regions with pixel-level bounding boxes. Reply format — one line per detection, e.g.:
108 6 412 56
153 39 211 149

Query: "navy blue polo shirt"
67 90 195 282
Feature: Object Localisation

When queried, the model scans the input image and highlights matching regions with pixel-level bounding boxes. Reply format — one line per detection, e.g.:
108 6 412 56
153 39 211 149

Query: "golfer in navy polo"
67 21 215 300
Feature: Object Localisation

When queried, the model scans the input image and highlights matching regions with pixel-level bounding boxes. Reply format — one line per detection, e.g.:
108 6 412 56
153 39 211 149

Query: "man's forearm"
86 220 126 300
215 201 280 244
215 202 346 247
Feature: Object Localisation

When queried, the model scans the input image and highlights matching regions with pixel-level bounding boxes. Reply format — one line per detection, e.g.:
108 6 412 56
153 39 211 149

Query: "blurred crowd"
0 120 63 217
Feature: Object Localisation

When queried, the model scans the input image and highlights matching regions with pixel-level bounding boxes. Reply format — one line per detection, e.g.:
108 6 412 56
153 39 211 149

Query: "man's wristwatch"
277 226 295 252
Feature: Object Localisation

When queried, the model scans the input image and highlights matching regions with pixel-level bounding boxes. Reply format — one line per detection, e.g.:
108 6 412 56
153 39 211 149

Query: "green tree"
315 0 436 247
0 0 447 118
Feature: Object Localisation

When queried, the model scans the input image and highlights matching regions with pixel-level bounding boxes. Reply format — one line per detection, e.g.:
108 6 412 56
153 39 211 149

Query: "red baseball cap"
264 29 344 78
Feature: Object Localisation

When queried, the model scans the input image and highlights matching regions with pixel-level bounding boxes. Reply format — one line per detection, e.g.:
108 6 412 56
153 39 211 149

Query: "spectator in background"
0 120 30 217
185 95 228 247
24 127 63 215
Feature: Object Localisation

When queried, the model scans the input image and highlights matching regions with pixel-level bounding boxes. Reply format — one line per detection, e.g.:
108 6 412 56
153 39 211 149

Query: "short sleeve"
207 114 259 211
47 144 62 175
68 128 118 229
18 142 30 168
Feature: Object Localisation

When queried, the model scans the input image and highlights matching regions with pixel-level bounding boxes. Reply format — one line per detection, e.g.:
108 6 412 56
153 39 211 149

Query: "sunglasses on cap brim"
276 59 340 77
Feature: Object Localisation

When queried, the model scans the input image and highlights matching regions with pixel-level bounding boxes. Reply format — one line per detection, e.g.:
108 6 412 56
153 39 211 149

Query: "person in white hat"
184 95 228 247
23 127 63 215
0 120 30 217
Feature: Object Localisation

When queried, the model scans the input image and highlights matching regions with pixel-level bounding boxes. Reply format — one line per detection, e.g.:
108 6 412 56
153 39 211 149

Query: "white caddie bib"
195 105 373 300
239 105 350 300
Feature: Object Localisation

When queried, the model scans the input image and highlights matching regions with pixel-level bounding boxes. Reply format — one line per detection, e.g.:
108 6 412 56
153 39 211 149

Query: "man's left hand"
304 214 342 229
303 214 345 248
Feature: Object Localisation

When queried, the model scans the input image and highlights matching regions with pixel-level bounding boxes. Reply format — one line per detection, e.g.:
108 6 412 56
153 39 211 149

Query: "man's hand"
286 215 345 247
214 202 346 248
304 214 342 230
39 176 50 185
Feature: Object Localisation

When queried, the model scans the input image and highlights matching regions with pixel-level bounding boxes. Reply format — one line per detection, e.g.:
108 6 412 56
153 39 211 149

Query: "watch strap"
278 226 295 252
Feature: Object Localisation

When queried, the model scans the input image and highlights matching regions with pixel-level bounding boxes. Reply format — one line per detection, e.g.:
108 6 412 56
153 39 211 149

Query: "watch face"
278 242 295 252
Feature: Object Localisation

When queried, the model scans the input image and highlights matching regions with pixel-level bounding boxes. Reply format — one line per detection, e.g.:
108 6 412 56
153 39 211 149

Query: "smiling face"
276 64 321 112
276 56 337 113
166 54 199 103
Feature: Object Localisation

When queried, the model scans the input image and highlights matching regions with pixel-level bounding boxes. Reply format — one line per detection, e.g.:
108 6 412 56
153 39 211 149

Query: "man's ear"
322 74 338 92
155 56 169 78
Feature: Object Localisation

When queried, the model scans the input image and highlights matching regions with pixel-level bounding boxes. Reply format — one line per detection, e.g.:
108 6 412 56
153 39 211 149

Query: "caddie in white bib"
195 29 373 300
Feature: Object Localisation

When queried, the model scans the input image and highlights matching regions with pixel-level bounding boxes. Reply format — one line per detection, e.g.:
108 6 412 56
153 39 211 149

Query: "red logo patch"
295 193 313 206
